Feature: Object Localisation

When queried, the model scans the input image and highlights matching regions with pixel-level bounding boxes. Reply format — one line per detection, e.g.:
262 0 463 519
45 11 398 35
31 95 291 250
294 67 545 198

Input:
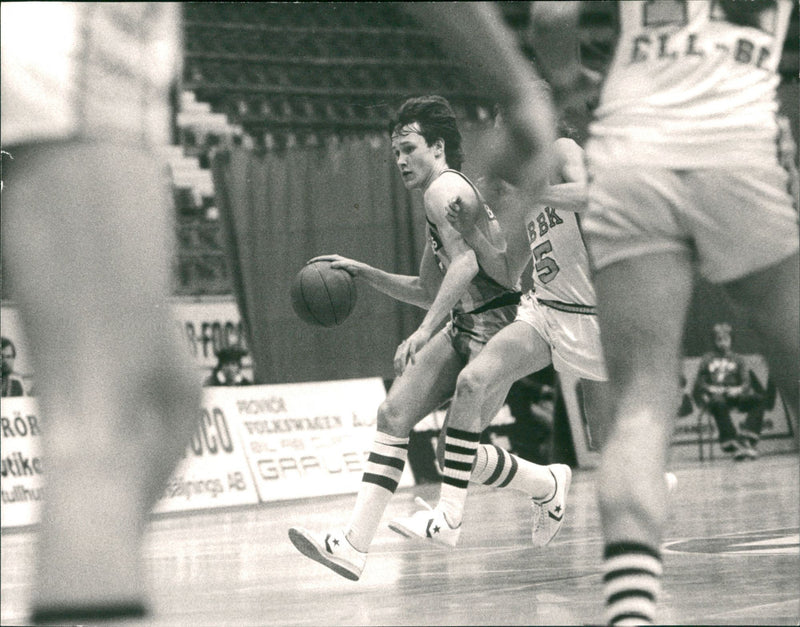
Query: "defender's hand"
445 195 479 236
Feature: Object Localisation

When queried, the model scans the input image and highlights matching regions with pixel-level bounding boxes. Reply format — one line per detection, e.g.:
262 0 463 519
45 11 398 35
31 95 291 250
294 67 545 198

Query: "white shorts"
583 165 800 283
515 292 607 381
1 2 179 148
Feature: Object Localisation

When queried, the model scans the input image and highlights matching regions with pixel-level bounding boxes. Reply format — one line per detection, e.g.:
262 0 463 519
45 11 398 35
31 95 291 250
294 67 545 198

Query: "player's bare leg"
2 144 201 621
722 252 800 424
592 251 694 625
390 320 571 546
347 331 464 548
290 330 463 576
435 322 554 527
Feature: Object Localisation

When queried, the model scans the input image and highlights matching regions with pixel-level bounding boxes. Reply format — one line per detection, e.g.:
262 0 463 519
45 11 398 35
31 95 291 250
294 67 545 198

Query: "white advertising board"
0 397 44 527
227 377 415 502
152 387 260 514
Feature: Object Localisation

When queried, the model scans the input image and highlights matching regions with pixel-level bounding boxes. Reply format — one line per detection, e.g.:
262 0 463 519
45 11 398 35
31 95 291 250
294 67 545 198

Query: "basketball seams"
313 262 339 326
291 260 355 327
302 263 334 327
329 267 356 322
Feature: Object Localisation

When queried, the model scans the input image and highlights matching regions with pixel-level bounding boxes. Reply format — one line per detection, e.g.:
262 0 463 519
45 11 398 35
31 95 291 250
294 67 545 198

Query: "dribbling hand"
308 254 367 278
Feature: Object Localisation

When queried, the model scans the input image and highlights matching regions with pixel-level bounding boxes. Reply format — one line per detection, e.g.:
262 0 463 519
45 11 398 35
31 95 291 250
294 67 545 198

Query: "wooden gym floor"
2 453 798 626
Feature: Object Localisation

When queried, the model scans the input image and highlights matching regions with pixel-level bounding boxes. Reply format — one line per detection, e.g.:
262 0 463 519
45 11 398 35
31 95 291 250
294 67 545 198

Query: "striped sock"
603 542 662 626
471 444 554 499
345 431 408 553
438 427 481 528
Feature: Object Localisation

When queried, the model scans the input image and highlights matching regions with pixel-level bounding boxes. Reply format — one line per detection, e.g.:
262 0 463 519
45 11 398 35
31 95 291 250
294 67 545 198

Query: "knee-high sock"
346 431 408 553
471 444 555 500
603 542 662 626
438 427 481 527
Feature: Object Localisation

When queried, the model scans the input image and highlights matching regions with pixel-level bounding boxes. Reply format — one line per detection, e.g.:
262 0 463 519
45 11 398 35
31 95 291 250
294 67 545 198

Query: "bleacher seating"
181 2 491 144
169 1 799 297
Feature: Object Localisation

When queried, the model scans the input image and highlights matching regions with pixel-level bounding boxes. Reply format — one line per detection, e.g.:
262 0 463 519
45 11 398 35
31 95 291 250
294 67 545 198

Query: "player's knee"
454 365 490 402
376 399 410 437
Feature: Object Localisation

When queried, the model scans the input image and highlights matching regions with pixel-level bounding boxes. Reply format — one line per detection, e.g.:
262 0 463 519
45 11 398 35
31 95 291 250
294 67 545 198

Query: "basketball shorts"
1 2 179 149
515 292 607 381
447 300 518 363
582 165 800 283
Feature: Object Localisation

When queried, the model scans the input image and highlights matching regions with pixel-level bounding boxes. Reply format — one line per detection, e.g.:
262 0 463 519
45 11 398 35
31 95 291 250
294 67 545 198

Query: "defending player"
388 124 608 548
288 95 522 581
2 3 200 624
528 1 800 624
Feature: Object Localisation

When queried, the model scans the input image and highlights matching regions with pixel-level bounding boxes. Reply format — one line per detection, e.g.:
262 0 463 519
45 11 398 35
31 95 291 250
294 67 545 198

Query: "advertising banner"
152 388 260 514
1 297 251 389
169 296 252 383
0 397 44 528
558 373 601 469
560 354 796 467
227 377 415 502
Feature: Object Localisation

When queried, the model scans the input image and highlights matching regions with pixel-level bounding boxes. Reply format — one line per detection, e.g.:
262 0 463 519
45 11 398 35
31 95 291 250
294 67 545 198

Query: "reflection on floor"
2 454 798 625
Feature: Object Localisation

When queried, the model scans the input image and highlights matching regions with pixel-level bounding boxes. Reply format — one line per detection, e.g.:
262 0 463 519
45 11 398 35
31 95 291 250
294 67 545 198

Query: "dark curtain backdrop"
209 124 775 385
211 135 434 384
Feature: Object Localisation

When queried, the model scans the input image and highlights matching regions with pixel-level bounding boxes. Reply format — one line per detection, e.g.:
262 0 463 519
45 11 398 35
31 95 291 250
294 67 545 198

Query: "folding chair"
697 406 716 461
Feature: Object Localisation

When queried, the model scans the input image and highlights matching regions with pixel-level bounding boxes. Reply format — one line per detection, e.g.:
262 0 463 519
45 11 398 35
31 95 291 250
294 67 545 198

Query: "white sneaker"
388 496 461 547
531 464 572 547
288 527 366 581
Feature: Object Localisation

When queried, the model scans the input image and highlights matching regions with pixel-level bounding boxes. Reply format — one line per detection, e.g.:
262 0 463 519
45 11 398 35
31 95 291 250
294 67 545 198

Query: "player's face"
391 123 440 190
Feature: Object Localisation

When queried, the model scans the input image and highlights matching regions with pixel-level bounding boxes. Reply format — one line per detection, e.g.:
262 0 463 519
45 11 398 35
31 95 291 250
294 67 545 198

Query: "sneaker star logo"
325 534 340 553
548 506 564 522
426 520 440 537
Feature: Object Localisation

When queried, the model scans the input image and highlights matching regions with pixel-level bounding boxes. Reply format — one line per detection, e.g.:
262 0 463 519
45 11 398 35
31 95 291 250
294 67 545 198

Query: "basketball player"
388 127 607 549
288 95 523 581
2 3 200 624
526 1 800 624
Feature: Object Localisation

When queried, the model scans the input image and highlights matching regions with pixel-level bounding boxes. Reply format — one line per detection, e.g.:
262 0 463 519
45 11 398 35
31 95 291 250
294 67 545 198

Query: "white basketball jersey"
587 0 793 168
525 205 595 306
1 2 180 147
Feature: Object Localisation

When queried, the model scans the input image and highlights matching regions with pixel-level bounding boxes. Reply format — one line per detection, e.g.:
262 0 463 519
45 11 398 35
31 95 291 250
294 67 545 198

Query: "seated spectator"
204 346 251 387
1 336 26 397
692 323 765 460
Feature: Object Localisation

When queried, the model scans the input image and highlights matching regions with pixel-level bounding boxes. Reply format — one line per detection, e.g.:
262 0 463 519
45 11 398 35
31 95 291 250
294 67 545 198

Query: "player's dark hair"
390 95 464 171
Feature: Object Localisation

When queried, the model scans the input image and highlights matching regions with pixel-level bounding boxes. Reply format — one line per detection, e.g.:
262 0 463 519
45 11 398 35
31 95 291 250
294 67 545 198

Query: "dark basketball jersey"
425 169 517 316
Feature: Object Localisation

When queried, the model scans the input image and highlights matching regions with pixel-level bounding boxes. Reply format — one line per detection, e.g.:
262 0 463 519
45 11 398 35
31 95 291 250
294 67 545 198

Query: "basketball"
290 260 357 327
